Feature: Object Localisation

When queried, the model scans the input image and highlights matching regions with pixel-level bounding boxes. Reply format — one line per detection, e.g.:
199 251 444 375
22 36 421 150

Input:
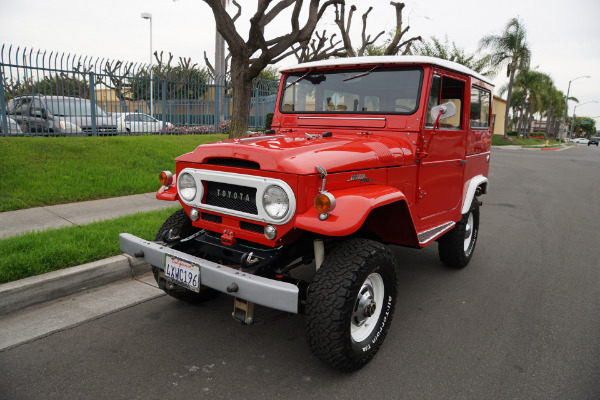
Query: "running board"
417 222 455 245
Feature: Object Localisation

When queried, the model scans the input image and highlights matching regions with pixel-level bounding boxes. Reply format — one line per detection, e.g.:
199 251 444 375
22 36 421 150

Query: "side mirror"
430 102 457 122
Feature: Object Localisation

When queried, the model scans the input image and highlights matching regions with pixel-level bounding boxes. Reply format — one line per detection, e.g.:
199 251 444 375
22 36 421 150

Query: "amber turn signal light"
314 192 336 214
159 171 173 186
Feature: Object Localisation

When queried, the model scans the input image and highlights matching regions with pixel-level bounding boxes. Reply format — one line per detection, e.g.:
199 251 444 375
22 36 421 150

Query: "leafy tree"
571 116 595 136
4 73 92 100
128 52 211 101
479 17 531 139
410 36 494 77
259 66 280 81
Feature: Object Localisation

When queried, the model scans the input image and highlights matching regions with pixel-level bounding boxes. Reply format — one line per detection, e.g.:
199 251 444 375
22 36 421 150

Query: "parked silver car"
0 115 24 135
115 112 173 134
7 96 118 135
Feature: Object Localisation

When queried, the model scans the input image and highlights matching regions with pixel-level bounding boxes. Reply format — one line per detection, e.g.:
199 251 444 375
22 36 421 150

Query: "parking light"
314 192 336 214
159 171 173 186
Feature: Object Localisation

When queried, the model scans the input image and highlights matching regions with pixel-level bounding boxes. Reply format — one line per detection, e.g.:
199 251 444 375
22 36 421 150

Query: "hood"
176 132 411 174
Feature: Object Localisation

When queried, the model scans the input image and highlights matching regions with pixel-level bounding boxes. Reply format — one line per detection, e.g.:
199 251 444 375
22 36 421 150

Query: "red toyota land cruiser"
120 56 493 371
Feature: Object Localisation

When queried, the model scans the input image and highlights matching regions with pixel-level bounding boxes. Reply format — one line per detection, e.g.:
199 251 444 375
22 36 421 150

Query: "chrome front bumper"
119 233 299 313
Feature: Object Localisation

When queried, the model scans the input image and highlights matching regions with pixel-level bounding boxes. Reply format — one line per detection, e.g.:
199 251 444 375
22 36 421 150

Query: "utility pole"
561 75 590 140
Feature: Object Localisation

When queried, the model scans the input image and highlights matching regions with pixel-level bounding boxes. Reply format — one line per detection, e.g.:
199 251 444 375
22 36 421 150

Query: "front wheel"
305 239 398 371
438 199 480 268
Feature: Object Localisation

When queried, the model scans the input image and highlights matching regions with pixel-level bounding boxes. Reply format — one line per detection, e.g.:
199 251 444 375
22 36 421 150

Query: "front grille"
205 181 258 215
240 221 264 233
202 213 222 223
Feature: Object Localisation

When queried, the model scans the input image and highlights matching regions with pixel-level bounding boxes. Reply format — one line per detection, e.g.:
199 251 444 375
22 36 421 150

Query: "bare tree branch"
356 7 385 56
383 2 422 55
334 3 357 57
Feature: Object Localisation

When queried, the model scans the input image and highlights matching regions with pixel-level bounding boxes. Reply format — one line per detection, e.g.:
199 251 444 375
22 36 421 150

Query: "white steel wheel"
463 211 474 252
438 199 480 269
351 272 385 343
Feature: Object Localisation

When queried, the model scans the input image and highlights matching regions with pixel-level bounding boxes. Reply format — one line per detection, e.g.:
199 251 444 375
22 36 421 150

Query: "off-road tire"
153 209 219 303
438 199 480 268
305 239 398 371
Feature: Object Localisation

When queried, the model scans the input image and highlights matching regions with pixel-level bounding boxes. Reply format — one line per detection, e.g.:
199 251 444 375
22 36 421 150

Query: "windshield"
45 99 108 117
280 67 422 114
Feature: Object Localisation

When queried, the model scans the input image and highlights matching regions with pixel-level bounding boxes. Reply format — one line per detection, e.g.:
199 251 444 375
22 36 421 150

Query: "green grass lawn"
0 206 180 284
0 134 226 212
492 134 556 147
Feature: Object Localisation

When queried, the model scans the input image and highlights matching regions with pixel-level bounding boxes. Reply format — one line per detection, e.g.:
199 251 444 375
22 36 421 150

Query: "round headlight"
262 185 289 220
59 120 82 133
178 173 197 201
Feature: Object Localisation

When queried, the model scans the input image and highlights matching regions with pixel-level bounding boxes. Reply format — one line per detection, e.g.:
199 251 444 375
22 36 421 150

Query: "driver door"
416 72 467 219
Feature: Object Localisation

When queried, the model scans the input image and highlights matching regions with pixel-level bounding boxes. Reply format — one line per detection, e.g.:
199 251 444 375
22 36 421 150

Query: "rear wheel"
153 209 219 303
305 239 398 371
438 199 480 268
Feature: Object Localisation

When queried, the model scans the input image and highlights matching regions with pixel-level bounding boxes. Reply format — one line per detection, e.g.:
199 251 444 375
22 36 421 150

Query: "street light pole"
141 12 153 117
561 75 590 140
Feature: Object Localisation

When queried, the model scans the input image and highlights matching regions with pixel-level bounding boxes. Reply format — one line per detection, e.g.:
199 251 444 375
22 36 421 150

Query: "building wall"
492 95 506 135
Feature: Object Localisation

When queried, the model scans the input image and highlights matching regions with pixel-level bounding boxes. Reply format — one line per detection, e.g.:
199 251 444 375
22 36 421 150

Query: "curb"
0 255 151 316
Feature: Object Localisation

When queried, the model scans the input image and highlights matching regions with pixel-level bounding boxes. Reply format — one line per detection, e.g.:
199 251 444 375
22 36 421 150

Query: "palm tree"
511 70 551 138
542 87 565 140
479 18 531 139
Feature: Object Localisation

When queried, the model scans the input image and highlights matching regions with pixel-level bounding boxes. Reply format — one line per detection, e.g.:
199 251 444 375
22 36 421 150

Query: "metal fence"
0 45 278 137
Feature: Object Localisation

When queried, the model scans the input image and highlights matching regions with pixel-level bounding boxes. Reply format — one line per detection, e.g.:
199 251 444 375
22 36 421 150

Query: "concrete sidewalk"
0 192 174 239
0 192 175 317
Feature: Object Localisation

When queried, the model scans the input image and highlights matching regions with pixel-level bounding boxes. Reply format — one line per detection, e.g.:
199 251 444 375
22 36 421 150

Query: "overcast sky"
1 0 599 121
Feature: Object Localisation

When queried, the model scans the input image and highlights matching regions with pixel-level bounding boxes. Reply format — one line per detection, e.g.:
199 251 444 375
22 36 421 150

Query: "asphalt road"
1 145 599 400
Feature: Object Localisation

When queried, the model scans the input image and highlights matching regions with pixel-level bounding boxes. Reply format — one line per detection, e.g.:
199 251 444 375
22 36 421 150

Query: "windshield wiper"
343 63 383 82
284 68 315 90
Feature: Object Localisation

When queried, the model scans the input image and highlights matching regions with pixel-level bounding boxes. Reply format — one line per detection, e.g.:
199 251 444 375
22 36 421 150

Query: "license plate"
164 255 200 293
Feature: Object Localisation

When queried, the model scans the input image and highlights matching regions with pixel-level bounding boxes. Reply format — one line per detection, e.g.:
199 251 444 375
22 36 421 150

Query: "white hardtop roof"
280 55 494 86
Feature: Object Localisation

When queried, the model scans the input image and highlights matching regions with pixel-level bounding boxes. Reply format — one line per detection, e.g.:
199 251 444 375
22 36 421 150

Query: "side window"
426 75 441 126
470 86 491 129
426 75 465 129
10 98 31 115
29 99 44 116
140 114 155 122
7 99 19 114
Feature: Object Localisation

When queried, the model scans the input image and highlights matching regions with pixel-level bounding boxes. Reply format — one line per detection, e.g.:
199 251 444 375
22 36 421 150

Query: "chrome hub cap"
351 273 385 342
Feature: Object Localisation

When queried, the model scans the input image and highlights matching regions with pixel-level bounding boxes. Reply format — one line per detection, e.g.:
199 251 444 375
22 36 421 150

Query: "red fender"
295 185 406 236
156 185 179 201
